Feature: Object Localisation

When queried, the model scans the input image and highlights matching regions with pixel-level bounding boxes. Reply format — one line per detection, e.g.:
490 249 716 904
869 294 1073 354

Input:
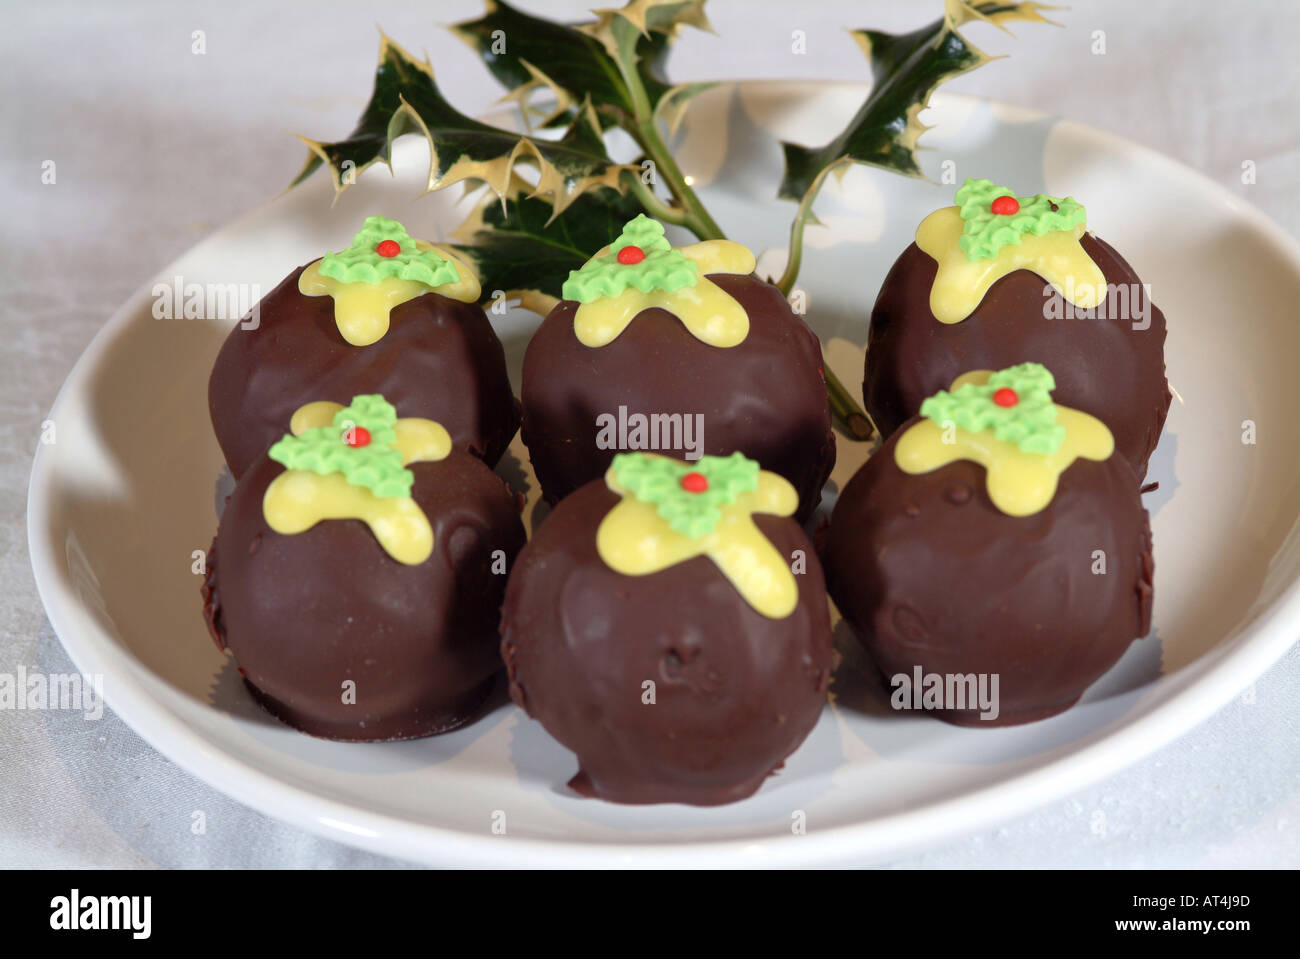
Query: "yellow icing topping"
286 400 454 463
262 403 453 565
573 240 757 348
288 401 346 435
298 241 481 347
894 371 1114 517
915 206 1107 324
596 459 800 618
263 472 435 564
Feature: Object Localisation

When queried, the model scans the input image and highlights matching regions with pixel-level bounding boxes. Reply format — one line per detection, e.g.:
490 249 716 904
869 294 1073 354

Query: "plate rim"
26 85 1300 867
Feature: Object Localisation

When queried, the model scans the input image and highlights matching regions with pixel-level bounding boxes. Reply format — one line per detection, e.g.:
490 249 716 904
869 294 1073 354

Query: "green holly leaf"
954 177 1085 260
920 362 1065 454
290 34 633 215
450 177 648 313
268 394 414 498
451 0 710 130
777 0 1057 204
610 451 760 538
320 215 460 286
561 214 697 302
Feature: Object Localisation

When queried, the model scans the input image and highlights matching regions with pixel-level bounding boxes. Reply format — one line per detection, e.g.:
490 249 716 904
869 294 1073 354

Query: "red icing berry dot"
990 195 1020 216
376 239 401 258
993 388 1019 408
680 472 709 493
617 245 646 265
343 425 371 447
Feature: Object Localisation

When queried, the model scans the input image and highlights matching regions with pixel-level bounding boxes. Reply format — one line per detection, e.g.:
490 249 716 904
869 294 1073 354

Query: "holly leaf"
777 0 1058 204
451 0 710 130
451 175 648 314
578 0 712 59
290 33 633 214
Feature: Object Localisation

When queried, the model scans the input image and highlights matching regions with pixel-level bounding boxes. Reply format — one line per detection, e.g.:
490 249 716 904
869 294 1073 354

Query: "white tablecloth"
2 0 1297 867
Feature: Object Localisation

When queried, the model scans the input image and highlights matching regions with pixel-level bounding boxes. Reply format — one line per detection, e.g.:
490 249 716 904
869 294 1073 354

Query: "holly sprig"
955 178 1086 260
561 214 697 302
268 394 414 498
920 362 1066 454
611 451 759 537
320 215 460 286
287 0 1054 441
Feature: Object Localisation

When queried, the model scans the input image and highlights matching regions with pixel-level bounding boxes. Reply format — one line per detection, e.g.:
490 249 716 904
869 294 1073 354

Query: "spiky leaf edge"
777 1 1060 205
451 0 711 131
290 32 635 217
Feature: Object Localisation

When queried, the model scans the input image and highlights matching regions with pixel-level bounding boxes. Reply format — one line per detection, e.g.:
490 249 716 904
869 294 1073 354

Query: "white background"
1 0 1297 867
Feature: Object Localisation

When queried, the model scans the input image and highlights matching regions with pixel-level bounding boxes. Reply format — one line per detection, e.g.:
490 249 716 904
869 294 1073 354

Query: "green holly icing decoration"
611 451 759 537
560 214 698 303
920 362 1066 455
268 394 413 497
318 216 460 287
955 178 1087 261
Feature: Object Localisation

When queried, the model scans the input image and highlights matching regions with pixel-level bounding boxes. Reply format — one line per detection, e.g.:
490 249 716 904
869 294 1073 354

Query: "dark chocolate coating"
209 265 519 478
520 273 836 521
823 422 1154 726
864 235 1170 478
201 447 526 741
500 481 837 805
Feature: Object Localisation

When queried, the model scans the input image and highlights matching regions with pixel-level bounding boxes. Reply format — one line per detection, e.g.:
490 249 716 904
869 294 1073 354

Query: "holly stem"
775 219 805 297
825 367 875 441
623 170 689 227
630 119 725 240
611 22 724 241
776 161 837 296
611 24 871 439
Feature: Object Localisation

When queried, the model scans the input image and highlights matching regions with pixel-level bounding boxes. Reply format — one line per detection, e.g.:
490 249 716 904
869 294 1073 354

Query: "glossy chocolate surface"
823 423 1154 726
202 447 526 741
500 481 836 804
209 265 519 478
864 235 1169 478
521 273 835 520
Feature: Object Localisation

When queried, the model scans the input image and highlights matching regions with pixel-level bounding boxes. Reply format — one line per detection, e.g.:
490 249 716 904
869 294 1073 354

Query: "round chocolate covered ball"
864 235 1170 478
520 273 836 521
500 480 836 805
201 447 526 741
823 421 1154 726
209 265 519 478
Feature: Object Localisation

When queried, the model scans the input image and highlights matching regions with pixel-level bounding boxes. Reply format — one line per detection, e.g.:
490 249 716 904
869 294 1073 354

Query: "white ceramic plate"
27 83 1300 867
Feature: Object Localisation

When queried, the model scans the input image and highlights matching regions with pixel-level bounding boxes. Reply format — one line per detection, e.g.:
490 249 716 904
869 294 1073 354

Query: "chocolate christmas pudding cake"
500 452 836 804
864 178 1170 478
202 393 526 741
824 363 1155 726
520 215 835 520
209 216 518 478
